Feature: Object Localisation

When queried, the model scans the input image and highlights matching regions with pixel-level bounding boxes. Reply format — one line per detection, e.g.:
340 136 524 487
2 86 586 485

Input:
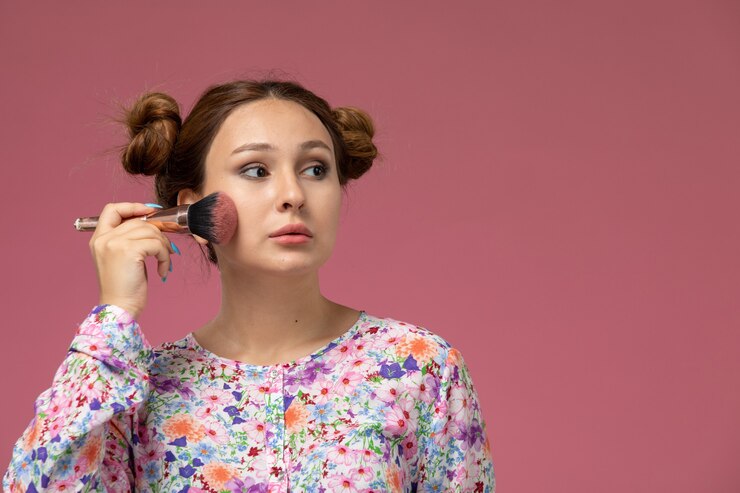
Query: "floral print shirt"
4 304 495 492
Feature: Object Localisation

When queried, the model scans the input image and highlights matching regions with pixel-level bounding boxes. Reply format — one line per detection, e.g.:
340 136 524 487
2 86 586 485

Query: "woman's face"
182 98 342 276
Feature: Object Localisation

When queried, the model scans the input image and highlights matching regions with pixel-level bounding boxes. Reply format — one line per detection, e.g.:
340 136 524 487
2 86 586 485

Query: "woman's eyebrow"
300 140 332 152
231 142 273 154
231 140 332 155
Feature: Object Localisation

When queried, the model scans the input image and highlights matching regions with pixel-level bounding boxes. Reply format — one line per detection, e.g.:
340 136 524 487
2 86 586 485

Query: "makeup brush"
73 191 238 244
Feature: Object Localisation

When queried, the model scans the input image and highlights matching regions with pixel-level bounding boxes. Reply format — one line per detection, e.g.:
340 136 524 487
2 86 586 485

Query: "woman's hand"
89 203 175 320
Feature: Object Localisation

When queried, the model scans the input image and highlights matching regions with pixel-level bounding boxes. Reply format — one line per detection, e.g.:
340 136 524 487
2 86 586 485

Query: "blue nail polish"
171 241 181 255
145 203 164 209
161 275 167 283
169 262 173 273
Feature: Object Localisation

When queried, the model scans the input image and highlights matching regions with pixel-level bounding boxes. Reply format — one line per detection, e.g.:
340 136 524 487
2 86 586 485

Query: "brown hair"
120 79 378 267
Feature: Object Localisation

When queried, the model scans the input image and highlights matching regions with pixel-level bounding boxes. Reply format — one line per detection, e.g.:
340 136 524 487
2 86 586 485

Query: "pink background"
1 1 739 491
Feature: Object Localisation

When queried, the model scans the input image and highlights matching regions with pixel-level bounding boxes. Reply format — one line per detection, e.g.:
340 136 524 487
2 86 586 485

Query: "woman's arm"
415 346 496 492
3 304 154 492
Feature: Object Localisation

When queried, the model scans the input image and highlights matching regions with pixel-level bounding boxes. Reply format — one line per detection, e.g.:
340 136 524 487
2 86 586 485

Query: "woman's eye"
240 165 266 178
240 162 329 179
305 163 329 178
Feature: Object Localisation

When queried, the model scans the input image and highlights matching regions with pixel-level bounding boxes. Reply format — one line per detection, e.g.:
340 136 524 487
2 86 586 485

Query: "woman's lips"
269 223 313 237
270 233 312 244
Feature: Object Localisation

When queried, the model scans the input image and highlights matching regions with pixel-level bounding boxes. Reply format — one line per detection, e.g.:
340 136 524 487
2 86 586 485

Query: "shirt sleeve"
2 304 154 492
415 346 496 492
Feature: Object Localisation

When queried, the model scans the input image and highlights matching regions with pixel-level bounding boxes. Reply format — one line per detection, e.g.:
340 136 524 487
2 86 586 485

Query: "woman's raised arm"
4 201 174 491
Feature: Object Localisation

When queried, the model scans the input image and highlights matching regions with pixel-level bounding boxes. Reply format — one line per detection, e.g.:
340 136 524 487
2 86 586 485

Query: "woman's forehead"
217 99 332 145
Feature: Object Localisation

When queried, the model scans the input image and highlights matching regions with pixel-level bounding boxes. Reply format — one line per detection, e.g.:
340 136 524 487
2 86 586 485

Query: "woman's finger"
133 238 173 279
99 220 175 255
93 202 161 236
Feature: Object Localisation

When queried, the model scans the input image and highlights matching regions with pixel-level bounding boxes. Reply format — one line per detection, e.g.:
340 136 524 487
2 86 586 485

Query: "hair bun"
121 92 181 176
332 106 378 180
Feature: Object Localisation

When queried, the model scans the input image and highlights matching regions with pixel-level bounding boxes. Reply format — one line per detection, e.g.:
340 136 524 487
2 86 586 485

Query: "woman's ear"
177 188 209 246
177 188 200 207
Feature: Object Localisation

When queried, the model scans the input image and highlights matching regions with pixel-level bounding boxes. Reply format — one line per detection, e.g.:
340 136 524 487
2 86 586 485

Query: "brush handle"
74 205 192 233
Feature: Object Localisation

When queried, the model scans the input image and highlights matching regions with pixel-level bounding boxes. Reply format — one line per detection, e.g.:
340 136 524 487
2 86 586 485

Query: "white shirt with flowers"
4 304 495 492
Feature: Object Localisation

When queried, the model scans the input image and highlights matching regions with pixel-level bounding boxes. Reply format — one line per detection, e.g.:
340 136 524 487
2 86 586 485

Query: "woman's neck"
193 267 354 364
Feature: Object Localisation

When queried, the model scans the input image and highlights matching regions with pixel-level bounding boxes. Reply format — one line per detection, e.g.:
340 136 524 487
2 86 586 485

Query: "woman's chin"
222 259 324 278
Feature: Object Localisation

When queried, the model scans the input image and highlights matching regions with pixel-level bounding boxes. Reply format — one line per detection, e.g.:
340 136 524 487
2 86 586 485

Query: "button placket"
270 367 286 475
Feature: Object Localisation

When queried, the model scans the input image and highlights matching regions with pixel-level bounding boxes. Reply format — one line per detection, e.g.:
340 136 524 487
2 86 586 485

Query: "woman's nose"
275 171 306 211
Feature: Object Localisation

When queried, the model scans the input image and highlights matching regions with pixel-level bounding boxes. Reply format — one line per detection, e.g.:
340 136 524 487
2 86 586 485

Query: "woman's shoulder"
362 311 453 343
358 311 456 368
148 334 201 372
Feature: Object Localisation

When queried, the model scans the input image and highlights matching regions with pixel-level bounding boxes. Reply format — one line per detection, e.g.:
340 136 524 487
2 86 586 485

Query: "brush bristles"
187 192 237 244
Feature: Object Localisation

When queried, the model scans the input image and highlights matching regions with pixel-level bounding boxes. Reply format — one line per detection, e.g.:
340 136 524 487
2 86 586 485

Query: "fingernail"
145 203 164 209
169 262 173 273
161 275 168 283
170 241 181 255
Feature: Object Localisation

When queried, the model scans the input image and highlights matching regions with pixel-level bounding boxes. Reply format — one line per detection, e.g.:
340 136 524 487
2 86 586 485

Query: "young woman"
3 80 495 492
